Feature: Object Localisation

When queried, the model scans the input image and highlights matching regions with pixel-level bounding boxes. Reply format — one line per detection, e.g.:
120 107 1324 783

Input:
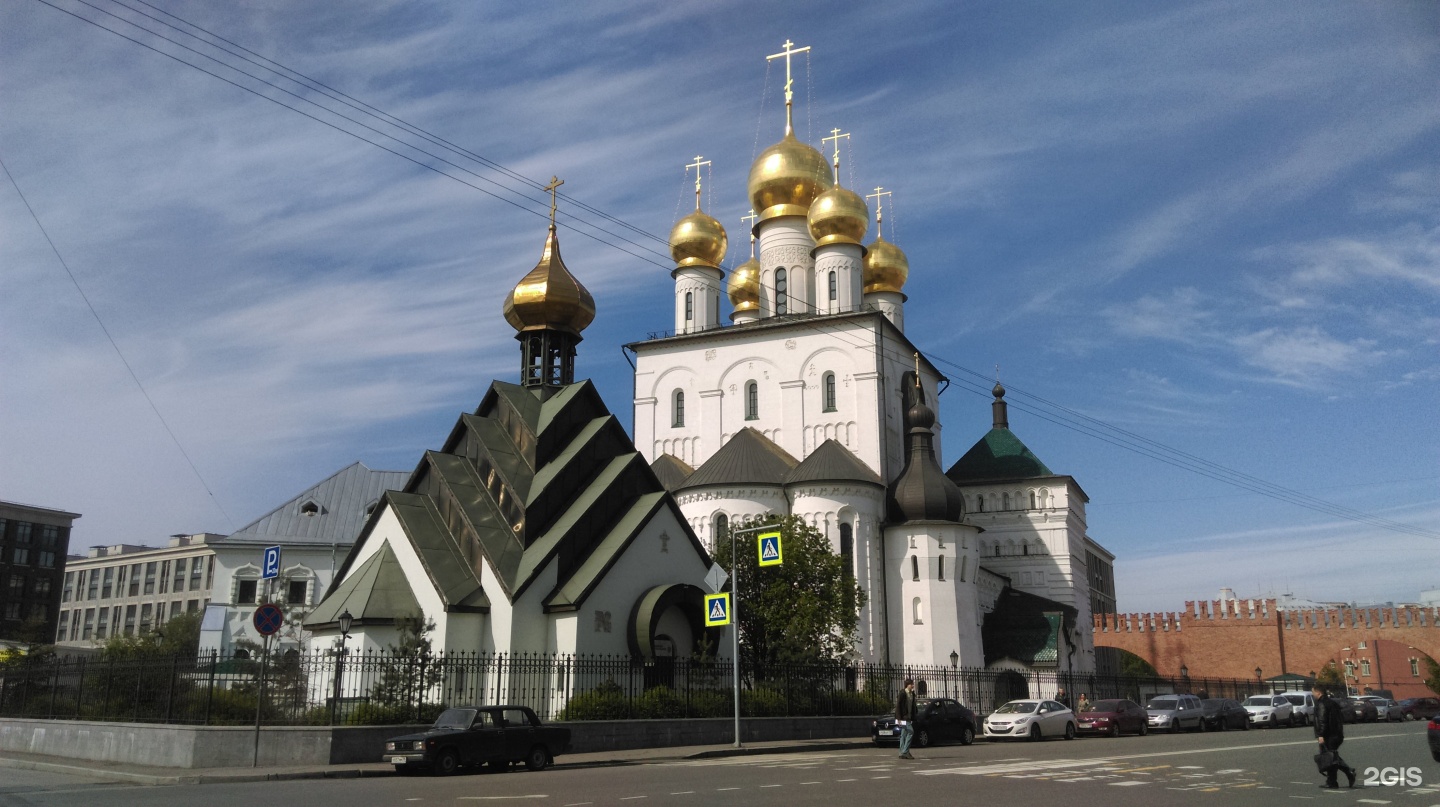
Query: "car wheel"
916 729 931 748
1169 720 1179 734
1109 723 1120 738
1196 717 1207 732
960 725 975 746
433 749 459 776
1138 721 1148 736
1268 715 1277 728
524 746 550 772
1064 722 1076 741
1029 724 1043 742
1405 712 1415 721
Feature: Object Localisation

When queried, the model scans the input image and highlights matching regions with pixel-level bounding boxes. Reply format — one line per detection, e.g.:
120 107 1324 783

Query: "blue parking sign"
262 545 281 580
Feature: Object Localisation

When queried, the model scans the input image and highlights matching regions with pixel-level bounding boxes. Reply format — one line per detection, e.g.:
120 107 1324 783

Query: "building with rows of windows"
55 533 220 648
0 500 79 649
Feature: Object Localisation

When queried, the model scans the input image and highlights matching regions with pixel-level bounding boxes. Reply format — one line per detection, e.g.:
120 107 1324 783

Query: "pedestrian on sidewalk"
1312 684 1356 789
896 679 918 759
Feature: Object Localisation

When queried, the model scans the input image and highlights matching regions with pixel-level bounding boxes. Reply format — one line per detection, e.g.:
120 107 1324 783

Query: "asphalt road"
6 721 1436 807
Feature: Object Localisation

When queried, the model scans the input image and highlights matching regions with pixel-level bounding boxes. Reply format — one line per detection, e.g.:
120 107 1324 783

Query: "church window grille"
684 292 693 322
775 268 788 315
839 523 853 579
823 372 836 412
912 597 923 625
938 554 945 581
828 271 837 301
745 381 759 420
673 390 685 427
911 554 919 581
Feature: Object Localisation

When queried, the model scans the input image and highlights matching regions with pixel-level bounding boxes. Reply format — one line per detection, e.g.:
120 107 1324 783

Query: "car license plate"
1079 721 1091 727
391 756 406 764
879 729 893 736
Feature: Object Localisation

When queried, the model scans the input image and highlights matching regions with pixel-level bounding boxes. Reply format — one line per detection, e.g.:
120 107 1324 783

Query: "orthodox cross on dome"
685 155 711 210
741 208 759 255
822 128 850 184
866 186 892 238
544 175 564 227
767 38 811 135
914 352 922 386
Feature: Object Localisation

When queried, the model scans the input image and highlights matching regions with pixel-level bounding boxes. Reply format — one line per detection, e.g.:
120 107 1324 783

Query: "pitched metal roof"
227 462 408 545
649 454 694 491
783 439 882 487
678 427 799 490
303 542 422 629
946 428 1054 483
318 380 707 616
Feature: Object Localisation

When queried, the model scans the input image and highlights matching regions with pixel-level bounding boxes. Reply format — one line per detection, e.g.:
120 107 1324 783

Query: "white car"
983 699 1076 741
1279 691 1315 726
1242 694 1295 727
1357 695 1399 722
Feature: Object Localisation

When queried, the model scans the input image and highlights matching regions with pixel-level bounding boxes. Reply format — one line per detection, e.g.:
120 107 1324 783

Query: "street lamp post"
950 650 959 698
331 609 353 725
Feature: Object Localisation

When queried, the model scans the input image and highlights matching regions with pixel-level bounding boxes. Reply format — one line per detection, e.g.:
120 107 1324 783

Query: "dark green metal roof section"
303 542 423 630
322 379 697 614
679 427 799 490
784 439 882 487
947 383 1054 483
650 454 695 491
980 586 1077 668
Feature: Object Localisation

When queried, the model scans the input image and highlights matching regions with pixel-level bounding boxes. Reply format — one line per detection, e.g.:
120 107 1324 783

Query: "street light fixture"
331 609 354 724
950 650 959 669
1180 664 1188 679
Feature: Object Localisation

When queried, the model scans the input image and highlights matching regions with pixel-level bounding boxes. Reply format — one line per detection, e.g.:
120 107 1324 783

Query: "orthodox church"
629 41 1114 676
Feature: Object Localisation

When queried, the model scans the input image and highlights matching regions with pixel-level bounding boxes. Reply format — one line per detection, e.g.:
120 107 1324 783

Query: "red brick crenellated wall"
1094 599 1440 698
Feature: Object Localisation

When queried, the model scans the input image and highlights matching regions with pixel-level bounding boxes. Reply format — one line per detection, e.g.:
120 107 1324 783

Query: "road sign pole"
725 519 782 748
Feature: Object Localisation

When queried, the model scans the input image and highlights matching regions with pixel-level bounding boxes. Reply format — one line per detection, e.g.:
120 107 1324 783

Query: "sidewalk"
0 737 876 786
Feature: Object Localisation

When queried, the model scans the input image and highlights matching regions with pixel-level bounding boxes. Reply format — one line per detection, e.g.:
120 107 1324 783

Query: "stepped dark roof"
310 380 704 626
650 454 694 491
981 586 1078 668
678 428 799 490
784 439 882 487
304 542 425 629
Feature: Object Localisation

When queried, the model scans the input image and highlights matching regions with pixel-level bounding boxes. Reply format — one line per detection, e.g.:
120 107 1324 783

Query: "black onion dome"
887 393 963 523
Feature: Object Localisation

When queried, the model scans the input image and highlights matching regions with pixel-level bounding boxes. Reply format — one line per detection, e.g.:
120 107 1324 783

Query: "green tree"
1116 649 1159 678
99 611 201 661
1423 654 1440 698
0 615 57 665
711 515 866 677
369 610 441 714
1315 661 1345 691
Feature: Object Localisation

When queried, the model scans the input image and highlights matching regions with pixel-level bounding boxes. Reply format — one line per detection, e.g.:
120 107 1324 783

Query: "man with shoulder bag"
896 679 918 760
1313 684 1356 789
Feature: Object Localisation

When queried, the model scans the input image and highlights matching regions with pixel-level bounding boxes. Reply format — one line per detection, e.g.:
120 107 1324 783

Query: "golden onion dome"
727 256 761 313
807 185 869 248
747 132 834 225
502 225 596 335
669 209 728 269
862 236 909 295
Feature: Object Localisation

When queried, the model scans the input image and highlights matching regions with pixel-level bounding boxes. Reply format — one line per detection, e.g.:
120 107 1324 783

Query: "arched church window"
828 270 837 301
775 268 788 315
673 390 685 427
839 523 853 579
912 597 923 625
684 291 693 322
745 381 758 420
1002 492 1011 510
822 372 836 412
911 554 919 581
714 513 728 543
975 495 984 513
938 554 946 581
1029 490 1037 509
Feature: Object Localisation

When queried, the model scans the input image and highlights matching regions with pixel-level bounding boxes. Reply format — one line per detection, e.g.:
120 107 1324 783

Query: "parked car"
1357 695 1397 722
383 705 571 775
1331 696 1358 724
1348 697 1379 723
1076 698 1149 737
1428 715 1440 763
1199 698 1251 731
873 697 978 747
1146 694 1205 733
1279 691 1315 726
1398 697 1440 721
983 699 1076 741
1242 694 1295 727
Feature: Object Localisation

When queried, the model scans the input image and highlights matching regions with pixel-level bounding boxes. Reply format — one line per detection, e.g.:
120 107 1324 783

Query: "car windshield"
1087 700 1123 712
1244 696 1272 706
995 701 1037 714
432 708 478 729
1147 698 1178 710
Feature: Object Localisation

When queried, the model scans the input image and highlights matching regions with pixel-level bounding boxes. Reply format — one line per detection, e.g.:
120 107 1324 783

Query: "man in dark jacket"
896 679 918 759
1313 685 1356 788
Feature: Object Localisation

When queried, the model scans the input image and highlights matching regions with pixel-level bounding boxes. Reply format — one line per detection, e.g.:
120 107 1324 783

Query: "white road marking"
761 784 782 788
1354 801 1391 805
668 792 693 796
457 798 549 802
1110 781 1148 786
619 797 646 801
837 778 857 782
800 782 821 785
716 787 739 791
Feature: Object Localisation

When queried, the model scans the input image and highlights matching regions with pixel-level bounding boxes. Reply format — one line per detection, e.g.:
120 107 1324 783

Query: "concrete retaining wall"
0 716 874 768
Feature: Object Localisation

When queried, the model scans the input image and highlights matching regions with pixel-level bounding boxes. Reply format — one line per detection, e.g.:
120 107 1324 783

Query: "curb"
684 740 869 759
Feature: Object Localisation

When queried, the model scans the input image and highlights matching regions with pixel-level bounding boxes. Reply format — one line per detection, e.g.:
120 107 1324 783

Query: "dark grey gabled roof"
228 462 408 545
649 454 695 492
783 439 882 487
678 428 799 490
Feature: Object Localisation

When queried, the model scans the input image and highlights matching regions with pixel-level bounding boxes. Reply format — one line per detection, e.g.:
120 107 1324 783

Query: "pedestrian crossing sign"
704 592 731 626
757 531 783 566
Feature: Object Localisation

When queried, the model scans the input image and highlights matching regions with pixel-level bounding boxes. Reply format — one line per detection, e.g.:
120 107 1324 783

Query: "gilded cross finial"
822 128 850 184
914 352 922 387
685 155 711 211
866 186 892 238
767 38 811 135
544 176 564 227
741 209 759 256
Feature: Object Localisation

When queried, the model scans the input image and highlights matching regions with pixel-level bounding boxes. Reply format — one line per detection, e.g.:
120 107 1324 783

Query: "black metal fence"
0 650 1275 726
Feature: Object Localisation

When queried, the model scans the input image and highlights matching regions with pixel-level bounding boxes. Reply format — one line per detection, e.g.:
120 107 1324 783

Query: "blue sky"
2 1 1437 612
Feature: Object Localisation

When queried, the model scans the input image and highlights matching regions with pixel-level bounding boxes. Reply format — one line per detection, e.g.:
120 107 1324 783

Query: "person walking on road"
1313 684 1356 789
896 679 918 759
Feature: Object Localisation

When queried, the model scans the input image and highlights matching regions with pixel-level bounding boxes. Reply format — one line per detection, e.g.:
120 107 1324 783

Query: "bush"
558 680 630 720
